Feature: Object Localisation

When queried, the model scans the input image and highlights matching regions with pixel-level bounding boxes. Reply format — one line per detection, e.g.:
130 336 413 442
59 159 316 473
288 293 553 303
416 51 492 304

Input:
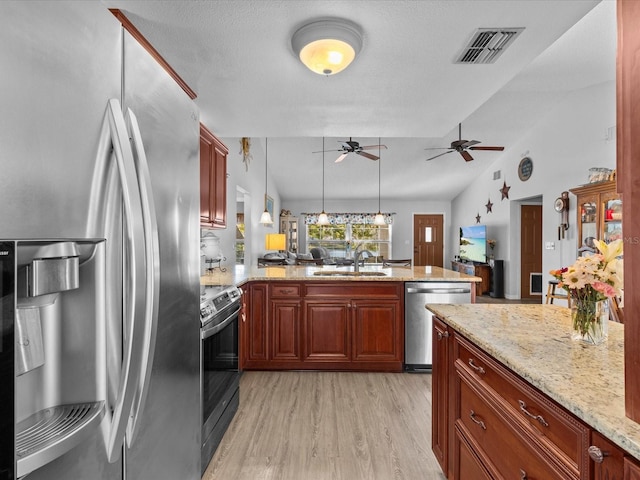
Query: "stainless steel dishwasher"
404 282 472 372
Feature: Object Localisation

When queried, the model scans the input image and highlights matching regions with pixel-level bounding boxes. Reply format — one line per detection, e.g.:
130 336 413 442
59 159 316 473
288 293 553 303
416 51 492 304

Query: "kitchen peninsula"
202 265 480 372
428 303 640 479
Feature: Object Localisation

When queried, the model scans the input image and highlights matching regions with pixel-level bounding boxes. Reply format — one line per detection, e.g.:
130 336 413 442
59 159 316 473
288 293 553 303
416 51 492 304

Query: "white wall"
451 80 616 298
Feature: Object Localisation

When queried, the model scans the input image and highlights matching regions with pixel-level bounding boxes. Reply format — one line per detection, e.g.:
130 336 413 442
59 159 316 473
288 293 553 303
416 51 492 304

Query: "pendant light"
317 137 330 225
374 137 386 226
259 138 273 225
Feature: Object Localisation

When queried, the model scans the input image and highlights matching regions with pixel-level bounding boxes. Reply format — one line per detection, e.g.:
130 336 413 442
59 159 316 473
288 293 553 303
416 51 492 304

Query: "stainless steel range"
199 284 242 474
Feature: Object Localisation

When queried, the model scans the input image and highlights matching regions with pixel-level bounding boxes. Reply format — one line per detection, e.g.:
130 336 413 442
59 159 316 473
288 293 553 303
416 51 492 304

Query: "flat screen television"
459 225 487 264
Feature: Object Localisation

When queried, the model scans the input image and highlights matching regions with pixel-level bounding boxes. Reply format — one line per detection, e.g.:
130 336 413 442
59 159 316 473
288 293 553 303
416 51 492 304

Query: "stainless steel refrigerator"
0 2 201 479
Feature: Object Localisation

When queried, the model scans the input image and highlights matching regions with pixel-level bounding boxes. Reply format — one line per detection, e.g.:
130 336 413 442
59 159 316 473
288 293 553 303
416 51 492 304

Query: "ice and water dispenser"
4 239 108 477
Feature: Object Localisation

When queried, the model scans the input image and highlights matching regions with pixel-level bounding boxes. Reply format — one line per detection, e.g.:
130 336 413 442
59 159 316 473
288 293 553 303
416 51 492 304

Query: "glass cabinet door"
603 197 623 243
579 199 598 246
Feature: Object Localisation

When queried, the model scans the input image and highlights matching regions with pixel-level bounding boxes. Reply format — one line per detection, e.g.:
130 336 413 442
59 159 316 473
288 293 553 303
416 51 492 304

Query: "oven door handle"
201 304 240 340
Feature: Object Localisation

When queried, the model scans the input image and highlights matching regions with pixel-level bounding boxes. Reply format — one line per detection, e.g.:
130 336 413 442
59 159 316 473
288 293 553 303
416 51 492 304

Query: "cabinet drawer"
304 282 400 298
455 425 493 480
270 283 301 297
457 374 570 480
455 334 589 474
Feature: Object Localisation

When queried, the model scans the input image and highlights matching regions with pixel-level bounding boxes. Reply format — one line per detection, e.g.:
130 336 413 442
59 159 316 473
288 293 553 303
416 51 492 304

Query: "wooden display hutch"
570 180 622 248
279 214 298 253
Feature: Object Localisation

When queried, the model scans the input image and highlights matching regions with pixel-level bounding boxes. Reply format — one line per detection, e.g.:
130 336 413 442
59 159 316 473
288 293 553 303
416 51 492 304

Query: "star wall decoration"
485 198 493 213
500 181 511 200
476 212 482 224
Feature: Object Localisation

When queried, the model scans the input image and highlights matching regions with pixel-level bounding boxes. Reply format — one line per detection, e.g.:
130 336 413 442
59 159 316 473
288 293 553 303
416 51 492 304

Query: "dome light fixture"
291 18 363 76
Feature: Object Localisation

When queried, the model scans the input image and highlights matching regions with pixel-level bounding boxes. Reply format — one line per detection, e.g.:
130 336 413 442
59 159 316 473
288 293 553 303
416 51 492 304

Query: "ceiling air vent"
455 28 524 64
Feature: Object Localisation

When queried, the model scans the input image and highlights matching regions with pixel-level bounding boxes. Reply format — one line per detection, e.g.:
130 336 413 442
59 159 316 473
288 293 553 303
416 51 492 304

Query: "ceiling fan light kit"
291 18 363 76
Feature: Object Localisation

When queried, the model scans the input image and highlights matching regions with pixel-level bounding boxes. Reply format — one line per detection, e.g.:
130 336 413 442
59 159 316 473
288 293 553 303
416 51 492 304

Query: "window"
307 223 391 263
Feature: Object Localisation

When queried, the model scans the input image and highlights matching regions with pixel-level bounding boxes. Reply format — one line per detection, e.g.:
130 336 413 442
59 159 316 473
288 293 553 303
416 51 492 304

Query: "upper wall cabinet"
570 180 622 249
200 124 228 228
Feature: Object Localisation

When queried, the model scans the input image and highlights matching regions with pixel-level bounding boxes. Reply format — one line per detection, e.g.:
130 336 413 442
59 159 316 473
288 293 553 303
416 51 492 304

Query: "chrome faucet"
353 244 372 273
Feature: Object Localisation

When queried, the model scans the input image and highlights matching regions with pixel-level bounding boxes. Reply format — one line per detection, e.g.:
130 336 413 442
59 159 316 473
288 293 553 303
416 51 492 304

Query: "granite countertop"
426 303 640 461
200 265 481 286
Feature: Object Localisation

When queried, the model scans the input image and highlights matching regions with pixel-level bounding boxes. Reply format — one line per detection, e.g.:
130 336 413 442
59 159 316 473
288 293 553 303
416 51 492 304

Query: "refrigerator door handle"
90 99 148 463
124 108 160 446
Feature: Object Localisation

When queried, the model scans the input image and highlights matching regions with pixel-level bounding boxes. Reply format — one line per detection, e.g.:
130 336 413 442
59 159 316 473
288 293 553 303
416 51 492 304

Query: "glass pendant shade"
260 209 273 225
374 212 385 225
318 211 330 225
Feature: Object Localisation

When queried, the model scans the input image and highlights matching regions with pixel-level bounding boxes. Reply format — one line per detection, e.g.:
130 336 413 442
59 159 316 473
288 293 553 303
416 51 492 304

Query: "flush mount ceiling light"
291 18 363 76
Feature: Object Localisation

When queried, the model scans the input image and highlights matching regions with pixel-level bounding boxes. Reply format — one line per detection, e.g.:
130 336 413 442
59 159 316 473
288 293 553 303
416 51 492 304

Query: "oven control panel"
200 286 241 325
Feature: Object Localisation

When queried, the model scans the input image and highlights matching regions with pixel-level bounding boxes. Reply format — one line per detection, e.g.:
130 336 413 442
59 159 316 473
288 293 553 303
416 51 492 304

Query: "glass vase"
570 299 609 345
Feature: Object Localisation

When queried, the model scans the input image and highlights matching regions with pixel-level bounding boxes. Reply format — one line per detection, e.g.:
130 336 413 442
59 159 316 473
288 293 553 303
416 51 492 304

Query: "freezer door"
121 30 201 480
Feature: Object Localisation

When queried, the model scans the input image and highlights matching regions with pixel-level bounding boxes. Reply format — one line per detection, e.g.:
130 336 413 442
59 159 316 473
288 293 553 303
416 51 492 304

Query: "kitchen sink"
312 271 387 277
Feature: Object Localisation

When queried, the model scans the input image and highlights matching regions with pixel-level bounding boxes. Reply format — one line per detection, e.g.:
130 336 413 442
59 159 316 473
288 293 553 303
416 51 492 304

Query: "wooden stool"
545 280 571 307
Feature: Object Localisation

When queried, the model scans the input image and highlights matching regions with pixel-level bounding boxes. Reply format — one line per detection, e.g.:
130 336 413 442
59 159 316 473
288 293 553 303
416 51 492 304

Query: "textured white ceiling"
101 0 614 201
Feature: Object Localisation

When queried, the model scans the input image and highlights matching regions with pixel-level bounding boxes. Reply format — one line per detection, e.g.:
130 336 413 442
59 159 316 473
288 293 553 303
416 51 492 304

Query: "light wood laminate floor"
202 371 446 480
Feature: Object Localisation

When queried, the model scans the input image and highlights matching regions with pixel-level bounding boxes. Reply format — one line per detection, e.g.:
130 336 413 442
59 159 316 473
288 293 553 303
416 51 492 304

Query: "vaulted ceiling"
102 0 615 201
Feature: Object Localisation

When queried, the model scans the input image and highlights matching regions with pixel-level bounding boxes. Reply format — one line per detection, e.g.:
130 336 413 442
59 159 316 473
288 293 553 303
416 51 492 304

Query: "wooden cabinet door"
590 431 624 480
270 299 302 362
432 316 451 476
303 300 350 362
351 299 400 362
625 457 640 480
200 124 228 228
244 283 268 366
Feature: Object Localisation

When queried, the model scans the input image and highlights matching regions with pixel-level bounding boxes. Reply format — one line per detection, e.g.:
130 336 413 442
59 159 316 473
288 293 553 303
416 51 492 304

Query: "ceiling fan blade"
335 152 348 163
461 150 474 162
461 140 481 149
426 150 454 161
360 144 388 150
424 147 451 151
469 146 505 151
358 151 379 161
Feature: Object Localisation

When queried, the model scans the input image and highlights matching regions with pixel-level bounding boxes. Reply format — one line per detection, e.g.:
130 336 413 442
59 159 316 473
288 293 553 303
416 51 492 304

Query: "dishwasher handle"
406 287 471 295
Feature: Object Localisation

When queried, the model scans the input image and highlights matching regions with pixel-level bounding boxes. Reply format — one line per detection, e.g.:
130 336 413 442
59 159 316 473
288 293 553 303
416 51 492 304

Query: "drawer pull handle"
588 445 609 463
518 400 549 427
437 330 450 340
468 358 485 374
520 469 528 479
469 410 487 430
280 289 294 294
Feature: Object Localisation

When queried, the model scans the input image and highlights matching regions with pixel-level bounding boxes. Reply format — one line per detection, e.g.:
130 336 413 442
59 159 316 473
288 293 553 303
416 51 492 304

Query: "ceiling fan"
314 137 387 163
425 123 504 162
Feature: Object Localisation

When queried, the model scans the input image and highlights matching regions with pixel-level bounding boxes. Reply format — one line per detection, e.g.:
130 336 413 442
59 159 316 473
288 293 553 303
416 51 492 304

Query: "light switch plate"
545 241 555 250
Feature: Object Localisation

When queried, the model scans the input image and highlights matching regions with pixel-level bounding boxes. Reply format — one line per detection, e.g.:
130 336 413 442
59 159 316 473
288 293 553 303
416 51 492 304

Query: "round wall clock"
518 156 533 181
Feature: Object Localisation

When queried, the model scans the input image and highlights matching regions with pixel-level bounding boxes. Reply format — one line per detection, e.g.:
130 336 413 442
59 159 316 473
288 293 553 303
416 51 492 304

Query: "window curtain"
303 213 394 225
